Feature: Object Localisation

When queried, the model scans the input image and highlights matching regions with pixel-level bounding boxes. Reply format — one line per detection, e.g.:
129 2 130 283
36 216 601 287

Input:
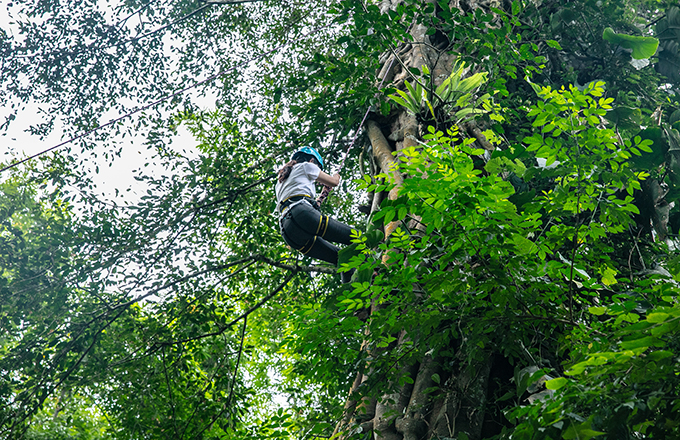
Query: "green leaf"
457 72 489 94
630 127 667 170
589 306 607 316
389 89 420 114
388 94 409 109
338 243 360 266
670 109 680 126
454 107 485 121
545 377 568 390
415 81 424 109
563 418 606 440
511 0 520 15
398 89 420 113
601 267 617 286
620 336 662 350
380 101 391 116
602 27 659 59
546 40 562 50
405 79 420 104
647 312 670 323
651 320 679 337
511 234 536 255
648 350 674 361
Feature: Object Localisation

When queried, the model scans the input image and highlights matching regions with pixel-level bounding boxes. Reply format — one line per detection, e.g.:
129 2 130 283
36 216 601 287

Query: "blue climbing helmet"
292 146 324 170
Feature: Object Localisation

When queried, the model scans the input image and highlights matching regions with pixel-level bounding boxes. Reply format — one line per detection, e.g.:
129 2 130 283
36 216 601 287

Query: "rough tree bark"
333 1 506 439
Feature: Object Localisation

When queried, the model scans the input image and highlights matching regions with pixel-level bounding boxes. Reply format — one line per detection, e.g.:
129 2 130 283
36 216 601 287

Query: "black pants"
280 201 353 265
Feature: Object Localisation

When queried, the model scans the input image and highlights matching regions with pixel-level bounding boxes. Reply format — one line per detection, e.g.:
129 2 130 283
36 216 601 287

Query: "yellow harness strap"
316 214 329 237
300 236 317 255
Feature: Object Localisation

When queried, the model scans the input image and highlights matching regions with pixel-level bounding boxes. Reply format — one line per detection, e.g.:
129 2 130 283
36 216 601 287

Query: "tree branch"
196 176 275 212
10 306 128 434
205 0 264 3
195 314 249 437
162 272 295 346
104 256 328 365
161 346 181 438
108 253 333 315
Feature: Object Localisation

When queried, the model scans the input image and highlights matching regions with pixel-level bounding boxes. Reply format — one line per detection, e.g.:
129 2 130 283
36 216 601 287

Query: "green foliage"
508 291 680 439
354 80 680 438
388 61 490 122
602 27 659 60
5 0 680 439
25 395 114 440
523 81 645 226
656 6 680 83
0 168 256 438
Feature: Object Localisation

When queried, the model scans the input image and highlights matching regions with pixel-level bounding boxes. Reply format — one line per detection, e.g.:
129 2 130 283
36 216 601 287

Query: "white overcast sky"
0 2 211 203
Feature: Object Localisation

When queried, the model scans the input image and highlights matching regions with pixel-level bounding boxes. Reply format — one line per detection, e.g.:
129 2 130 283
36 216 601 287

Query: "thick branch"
367 120 404 239
462 121 494 151
395 355 439 439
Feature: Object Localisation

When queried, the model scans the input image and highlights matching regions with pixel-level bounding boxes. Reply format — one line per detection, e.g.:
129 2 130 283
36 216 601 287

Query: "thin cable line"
101 4 210 52
1 21 334 174
12 2 209 61
339 56 396 172
114 0 159 29
316 55 396 205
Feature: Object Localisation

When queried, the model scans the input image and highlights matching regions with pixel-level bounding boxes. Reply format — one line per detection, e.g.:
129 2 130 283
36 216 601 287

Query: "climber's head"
292 146 324 170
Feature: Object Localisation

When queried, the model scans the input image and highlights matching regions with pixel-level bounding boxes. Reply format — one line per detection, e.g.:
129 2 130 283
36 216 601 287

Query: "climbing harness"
279 199 351 265
316 56 397 206
279 194 319 215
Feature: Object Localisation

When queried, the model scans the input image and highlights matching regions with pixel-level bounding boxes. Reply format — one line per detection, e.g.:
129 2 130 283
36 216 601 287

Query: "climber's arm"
316 171 340 187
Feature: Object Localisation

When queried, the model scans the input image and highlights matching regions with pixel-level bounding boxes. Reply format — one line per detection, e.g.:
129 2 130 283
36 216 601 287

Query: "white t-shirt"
275 162 321 214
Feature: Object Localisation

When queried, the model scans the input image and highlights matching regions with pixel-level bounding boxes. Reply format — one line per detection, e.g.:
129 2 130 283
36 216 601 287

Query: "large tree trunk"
333 2 508 439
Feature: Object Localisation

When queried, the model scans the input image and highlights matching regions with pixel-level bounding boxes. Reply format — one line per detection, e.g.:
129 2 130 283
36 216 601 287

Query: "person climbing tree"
275 146 355 280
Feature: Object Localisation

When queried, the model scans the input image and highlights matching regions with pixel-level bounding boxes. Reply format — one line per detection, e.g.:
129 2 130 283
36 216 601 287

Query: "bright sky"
0 1 210 203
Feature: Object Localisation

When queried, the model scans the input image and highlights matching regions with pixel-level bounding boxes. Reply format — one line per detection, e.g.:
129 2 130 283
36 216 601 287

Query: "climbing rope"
316 55 396 206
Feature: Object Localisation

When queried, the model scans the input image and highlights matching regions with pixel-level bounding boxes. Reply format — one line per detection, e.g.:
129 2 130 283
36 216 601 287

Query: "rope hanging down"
0 22 333 174
316 56 396 206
